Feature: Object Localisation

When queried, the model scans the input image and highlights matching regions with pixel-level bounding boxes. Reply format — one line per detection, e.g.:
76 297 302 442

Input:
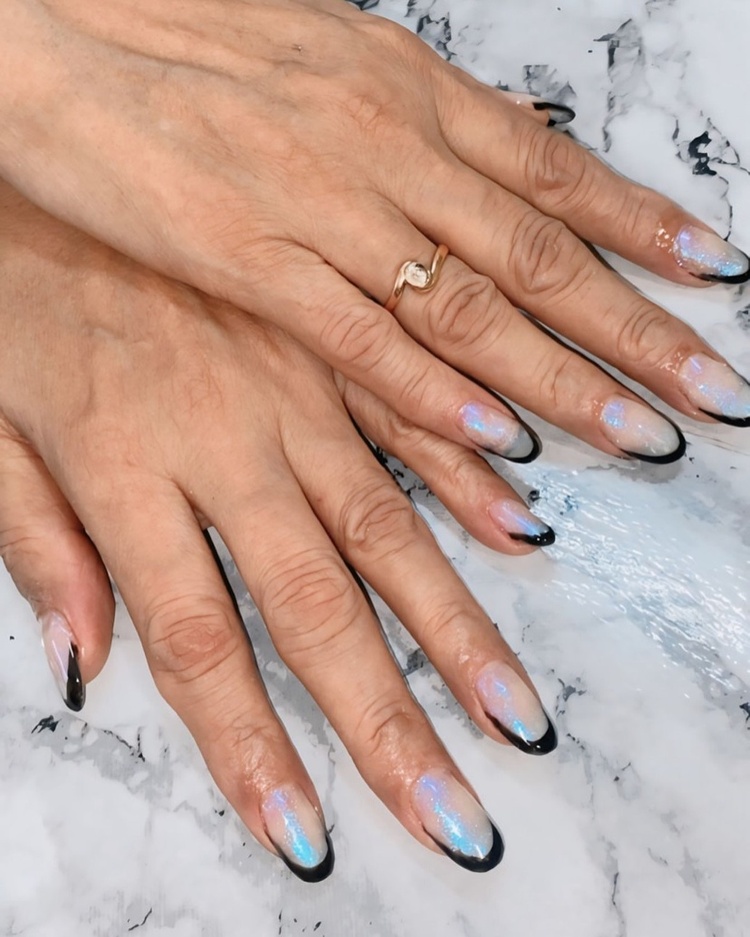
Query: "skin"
0 182 546 865
0 0 744 463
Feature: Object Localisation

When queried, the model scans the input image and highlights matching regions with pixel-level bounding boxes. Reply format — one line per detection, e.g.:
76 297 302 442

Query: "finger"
437 69 750 286
321 195 687 462
497 91 575 128
0 423 114 710
206 460 505 871
281 391 557 761
70 477 334 882
213 243 541 463
343 380 555 554
393 149 750 431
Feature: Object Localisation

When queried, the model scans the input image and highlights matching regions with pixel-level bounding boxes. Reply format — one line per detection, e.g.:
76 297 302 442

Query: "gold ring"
385 244 449 313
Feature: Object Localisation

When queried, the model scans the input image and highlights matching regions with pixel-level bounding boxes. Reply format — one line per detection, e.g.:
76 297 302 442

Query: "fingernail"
411 772 504 872
677 354 750 427
261 786 334 883
505 91 576 126
600 396 686 463
459 402 540 463
40 611 85 712
672 224 750 283
488 499 555 547
475 661 557 755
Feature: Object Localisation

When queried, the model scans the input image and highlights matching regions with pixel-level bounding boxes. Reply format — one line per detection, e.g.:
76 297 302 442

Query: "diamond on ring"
385 245 449 313
403 262 431 288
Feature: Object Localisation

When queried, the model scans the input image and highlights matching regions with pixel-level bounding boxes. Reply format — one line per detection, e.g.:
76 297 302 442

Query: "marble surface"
1 1 749 935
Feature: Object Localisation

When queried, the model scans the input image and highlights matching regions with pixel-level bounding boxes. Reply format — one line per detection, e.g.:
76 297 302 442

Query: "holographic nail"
411 772 504 872
672 225 750 283
600 395 686 463
475 661 557 756
678 354 750 427
40 611 85 712
488 499 555 547
261 786 333 883
459 401 540 463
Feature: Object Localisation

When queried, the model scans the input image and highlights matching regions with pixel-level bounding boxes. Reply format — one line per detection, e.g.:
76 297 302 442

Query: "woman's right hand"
1 0 748 471
0 181 559 880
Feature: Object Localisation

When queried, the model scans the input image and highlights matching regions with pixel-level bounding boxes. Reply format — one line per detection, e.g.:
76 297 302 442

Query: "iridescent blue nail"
489 499 555 547
678 354 750 427
412 773 504 872
673 225 750 283
475 661 557 756
599 396 685 463
261 787 333 883
459 401 540 463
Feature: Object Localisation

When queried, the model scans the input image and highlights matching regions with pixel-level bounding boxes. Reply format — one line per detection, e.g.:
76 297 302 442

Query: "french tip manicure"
432 821 505 873
700 409 750 428
475 661 555 755
532 101 577 126
489 499 556 547
489 713 558 756
600 396 685 463
459 402 541 462
673 225 750 282
261 787 333 883
678 354 750 425
621 427 687 465
40 611 86 711
281 831 335 883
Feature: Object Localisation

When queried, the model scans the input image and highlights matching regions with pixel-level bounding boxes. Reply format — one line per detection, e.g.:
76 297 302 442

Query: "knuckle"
337 478 418 559
320 304 393 374
424 269 498 350
355 697 424 763
209 713 280 788
614 301 677 368
525 129 590 209
147 599 240 686
509 212 581 298
531 350 584 412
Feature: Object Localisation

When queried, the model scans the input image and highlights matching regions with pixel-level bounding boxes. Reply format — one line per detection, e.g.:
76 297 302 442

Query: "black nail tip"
694 266 750 285
65 648 85 712
489 714 558 756
432 823 505 873
278 833 335 884
532 101 577 126
501 426 542 464
622 425 687 465
700 408 750 428
508 527 556 548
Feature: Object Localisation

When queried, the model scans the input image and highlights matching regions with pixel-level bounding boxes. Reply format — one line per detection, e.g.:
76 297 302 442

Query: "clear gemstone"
404 262 430 288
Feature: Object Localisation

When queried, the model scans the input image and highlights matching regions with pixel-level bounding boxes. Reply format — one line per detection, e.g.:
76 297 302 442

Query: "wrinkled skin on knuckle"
319 303 393 374
337 477 418 561
530 349 584 413
354 696 424 766
424 270 497 349
509 213 584 299
614 300 685 370
524 128 590 210
147 598 242 687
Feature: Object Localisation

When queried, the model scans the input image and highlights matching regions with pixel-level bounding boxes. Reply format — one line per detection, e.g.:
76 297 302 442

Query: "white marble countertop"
1 1 749 935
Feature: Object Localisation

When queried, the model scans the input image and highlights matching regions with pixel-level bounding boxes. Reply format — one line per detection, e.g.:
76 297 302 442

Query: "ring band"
385 244 449 312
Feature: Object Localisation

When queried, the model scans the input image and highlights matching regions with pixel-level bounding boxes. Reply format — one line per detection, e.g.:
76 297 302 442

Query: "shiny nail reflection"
459 402 539 462
489 499 555 547
600 396 685 463
412 772 504 872
261 786 333 883
672 225 750 283
678 354 750 427
40 611 85 712
475 661 557 755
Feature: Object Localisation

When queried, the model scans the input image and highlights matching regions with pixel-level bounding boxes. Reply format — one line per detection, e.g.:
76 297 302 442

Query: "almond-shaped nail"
672 225 750 283
600 396 686 463
459 402 540 463
677 354 750 427
475 661 557 755
40 611 85 712
412 772 504 872
261 786 333 883
503 91 576 126
488 499 555 547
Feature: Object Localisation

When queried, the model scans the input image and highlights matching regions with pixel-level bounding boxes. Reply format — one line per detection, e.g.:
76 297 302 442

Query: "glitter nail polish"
672 225 750 283
261 786 333 883
40 611 85 712
678 354 750 427
488 499 556 547
459 401 540 462
411 772 504 872
600 396 686 463
475 661 557 755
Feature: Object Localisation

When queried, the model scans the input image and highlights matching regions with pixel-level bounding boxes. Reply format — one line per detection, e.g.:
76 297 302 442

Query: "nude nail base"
40 612 85 712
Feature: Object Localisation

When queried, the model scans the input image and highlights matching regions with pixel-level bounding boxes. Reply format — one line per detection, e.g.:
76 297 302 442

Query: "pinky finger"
0 422 114 710
342 382 556 555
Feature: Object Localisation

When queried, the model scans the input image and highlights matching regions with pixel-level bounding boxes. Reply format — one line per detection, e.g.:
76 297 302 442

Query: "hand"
1 0 748 468
0 182 557 881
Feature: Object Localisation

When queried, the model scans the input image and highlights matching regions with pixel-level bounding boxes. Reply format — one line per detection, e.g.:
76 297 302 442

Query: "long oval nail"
40 611 85 712
488 499 556 547
672 225 750 283
503 91 576 126
459 402 540 463
475 661 557 755
599 396 686 463
412 772 504 872
677 354 750 426
261 786 334 883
